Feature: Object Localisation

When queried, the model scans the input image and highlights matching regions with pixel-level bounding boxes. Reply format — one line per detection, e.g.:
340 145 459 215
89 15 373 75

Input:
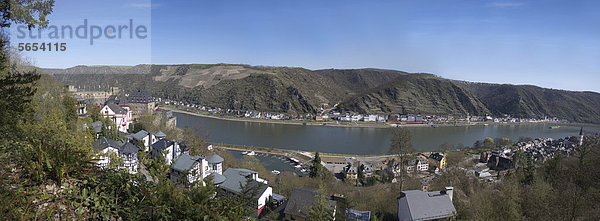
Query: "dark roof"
398 190 457 220
119 142 139 154
106 103 128 114
128 90 153 103
151 138 174 151
207 154 224 164
429 153 445 161
171 154 203 172
283 187 318 218
91 121 103 133
105 95 119 105
92 137 119 151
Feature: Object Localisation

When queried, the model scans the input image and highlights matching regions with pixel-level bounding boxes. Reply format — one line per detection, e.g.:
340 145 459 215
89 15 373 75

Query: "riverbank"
163 106 575 129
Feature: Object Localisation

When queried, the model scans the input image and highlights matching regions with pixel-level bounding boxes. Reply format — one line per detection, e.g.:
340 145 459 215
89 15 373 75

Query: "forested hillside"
46 64 600 123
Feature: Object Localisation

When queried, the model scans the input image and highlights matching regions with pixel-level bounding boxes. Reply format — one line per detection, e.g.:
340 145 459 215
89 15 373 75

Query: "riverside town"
2 1 599 220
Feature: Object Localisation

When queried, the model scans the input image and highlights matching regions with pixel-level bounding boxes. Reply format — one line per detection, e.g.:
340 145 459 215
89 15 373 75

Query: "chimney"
445 187 454 202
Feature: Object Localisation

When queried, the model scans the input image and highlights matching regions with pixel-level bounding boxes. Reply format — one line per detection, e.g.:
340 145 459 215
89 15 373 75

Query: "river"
174 112 600 155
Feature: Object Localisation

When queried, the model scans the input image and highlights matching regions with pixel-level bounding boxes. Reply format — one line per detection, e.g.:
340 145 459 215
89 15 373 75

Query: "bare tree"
389 127 415 190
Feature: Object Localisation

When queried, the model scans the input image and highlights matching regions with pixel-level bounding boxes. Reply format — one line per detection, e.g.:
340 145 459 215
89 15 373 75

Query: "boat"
271 170 281 175
549 126 560 129
241 151 248 155
300 169 307 173
247 151 256 156
295 165 302 168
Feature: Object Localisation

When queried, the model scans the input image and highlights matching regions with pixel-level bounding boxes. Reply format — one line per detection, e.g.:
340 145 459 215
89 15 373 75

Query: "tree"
310 152 323 178
483 137 495 149
494 137 511 147
308 188 334 220
389 127 414 190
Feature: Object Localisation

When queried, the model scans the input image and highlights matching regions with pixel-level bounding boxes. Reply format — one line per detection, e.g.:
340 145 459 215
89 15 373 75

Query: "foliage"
307 187 334 221
310 152 323 178
483 137 495 149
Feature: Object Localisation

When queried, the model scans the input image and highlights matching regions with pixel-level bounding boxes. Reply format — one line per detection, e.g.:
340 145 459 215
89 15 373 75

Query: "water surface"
175 112 599 154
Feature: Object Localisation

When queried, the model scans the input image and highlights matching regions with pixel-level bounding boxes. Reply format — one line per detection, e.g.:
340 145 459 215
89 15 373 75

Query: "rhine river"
174 112 600 155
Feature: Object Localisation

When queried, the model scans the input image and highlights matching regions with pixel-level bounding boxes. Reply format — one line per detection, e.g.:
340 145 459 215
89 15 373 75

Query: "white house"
101 103 132 133
131 130 157 152
119 142 139 174
170 154 208 184
406 158 429 172
169 153 225 185
218 168 272 217
151 138 181 165
92 137 139 174
92 137 120 168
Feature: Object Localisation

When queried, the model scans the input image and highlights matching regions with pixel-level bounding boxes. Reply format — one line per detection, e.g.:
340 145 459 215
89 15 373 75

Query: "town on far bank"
67 86 597 220
68 85 565 129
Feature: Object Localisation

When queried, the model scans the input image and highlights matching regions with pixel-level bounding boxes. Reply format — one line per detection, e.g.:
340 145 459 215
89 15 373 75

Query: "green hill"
44 64 600 123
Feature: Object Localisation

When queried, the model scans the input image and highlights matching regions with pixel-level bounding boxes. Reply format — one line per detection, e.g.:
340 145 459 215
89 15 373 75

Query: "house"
347 209 371 221
92 137 120 168
170 154 209 184
397 187 457 221
283 187 337 221
92 137 139 174
101 103 132 133
406 158 429 172
206 154 224 175
428 153 447 171
343 163 358 180
91 121 103 138
131 130 157 152
125 90 156 116
119 142 139 174
218 168 272 217
151 138 181 165
74 95 87 116
487 154 512 170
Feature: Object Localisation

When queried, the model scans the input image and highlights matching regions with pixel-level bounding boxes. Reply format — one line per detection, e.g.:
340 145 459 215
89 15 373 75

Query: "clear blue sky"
11 0 600 92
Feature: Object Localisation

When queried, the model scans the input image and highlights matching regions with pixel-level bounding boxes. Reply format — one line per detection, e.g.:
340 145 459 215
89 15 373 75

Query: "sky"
10 0 600 92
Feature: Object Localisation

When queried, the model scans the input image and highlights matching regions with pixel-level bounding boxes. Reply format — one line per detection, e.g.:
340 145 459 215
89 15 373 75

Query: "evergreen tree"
308 188 334 220
310 152 323 178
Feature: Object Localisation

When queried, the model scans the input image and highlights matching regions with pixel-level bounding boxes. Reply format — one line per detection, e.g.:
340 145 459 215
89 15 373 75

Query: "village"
69 85 591 221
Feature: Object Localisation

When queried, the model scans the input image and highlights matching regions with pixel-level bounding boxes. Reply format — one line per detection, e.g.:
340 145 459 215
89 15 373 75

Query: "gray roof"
211 172 226 184
91 121 103 133
106 103 128 114
220 168 258 194
398 190 457 220
132 130 149 140
284 187 334 218
152 138 174 151
206 154 224 164
155 131 167 138
119 142 139 154
92 137 118 151
128 90 153 103
171 154 203 172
